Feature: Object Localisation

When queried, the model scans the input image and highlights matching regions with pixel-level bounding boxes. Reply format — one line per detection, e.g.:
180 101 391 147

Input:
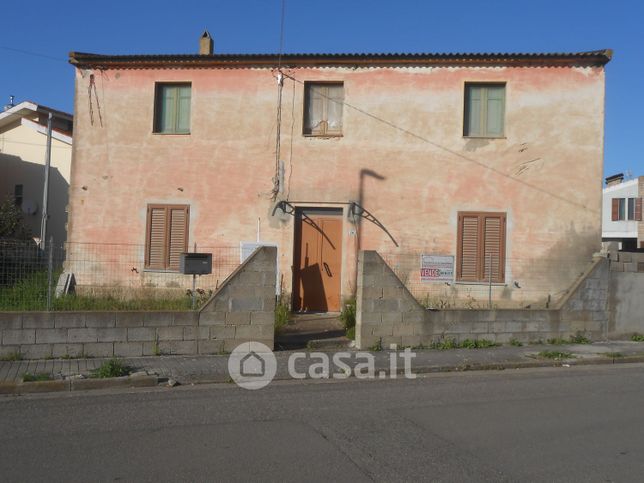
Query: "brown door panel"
293 211 342 312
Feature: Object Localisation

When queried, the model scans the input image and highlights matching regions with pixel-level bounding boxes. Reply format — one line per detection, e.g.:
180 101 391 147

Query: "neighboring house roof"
69 49 613 69
0 101 73 144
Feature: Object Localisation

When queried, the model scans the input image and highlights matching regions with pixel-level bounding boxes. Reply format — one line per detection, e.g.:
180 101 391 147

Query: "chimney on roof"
605 173 624 187
199 30 214 55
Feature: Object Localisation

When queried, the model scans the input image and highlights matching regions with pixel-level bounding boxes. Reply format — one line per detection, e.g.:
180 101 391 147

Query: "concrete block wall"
356 251 611 349
199 245 276 350
0 246 277 359
609 251 644 273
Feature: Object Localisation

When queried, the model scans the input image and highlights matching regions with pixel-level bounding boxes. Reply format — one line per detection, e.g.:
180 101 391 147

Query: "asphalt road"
1 364 644 482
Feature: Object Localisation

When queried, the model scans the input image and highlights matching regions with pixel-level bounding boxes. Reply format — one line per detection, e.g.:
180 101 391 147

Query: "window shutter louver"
147 207 167 270
168 207 188 270
635 197 642 221
458 214 480 281
611 198 619 221
483 216 505 283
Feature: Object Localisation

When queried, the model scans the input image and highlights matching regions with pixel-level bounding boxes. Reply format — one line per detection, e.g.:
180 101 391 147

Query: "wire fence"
0 239 241 311
379 250 595 309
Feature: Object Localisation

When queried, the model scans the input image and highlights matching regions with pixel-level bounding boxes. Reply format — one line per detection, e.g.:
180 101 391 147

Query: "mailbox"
179 253 212 275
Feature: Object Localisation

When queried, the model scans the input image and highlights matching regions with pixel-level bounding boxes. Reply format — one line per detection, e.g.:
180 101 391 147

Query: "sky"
1 0 642 178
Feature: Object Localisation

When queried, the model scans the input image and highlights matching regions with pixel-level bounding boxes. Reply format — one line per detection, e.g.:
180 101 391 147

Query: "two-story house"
67 34 611 310
602 173 643 251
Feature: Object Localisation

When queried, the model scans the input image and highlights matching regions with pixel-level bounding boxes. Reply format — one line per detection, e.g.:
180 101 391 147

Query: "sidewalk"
2 341 644 387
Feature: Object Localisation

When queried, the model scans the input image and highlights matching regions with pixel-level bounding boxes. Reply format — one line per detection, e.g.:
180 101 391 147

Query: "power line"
0 46 66 63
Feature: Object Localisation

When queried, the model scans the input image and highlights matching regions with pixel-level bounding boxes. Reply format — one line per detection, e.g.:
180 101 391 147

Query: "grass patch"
0 351 23 362
0 270 202 311
509 338 523 347
631 333 644 342
538 350 574 360
429 338 498 350
340 297 356 339
546 334 591 346
603 352 623 358
569 333 591 344
91 358 131 378
369 338 383 352
460 338 499 349
274 298 290 334
22 372 52 382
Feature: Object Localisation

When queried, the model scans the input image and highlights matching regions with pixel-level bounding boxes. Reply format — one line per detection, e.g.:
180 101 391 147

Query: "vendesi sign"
420 255 454 282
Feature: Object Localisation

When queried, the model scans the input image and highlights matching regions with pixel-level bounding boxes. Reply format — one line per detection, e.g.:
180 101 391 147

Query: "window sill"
463 135 506 140
143 268 180 273
454 281 506 286
303 133 343 139
152 132 191 136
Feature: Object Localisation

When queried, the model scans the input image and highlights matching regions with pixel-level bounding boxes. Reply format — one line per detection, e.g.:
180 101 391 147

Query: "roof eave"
68 50 613 69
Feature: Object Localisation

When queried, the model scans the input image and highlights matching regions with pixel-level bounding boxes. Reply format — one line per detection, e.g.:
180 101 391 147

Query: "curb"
179 354 644 386
0 375 158 395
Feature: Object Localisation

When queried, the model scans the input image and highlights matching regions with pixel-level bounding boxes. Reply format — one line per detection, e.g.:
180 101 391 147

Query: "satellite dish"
21 199 38 215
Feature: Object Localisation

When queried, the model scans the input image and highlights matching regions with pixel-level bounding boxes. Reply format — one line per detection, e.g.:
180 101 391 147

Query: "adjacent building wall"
68 59 607 304
0 121 72 244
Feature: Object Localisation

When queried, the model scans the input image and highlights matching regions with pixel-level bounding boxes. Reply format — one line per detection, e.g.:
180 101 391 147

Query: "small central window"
303 82 344 136
464 83 505 138
154 83 191 134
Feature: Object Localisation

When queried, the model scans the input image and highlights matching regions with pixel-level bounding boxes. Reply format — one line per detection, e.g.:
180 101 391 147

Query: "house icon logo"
228 342 277 390
240 351 265 377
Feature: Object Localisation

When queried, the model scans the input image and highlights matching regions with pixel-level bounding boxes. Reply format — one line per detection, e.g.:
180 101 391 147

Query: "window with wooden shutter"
635 197 643 221
145 204 189 271
456 212 506 283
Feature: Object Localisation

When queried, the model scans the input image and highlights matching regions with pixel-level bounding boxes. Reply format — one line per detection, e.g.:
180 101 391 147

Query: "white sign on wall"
420 255 454 282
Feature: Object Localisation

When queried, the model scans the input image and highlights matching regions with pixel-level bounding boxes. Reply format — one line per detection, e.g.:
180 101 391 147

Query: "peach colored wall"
68 63 605 305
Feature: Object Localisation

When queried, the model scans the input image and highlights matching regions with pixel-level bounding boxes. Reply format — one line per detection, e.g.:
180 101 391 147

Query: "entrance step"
275 312 347 350
306 336 354 350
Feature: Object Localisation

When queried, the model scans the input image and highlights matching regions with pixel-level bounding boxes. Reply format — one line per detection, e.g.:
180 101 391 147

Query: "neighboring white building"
602 173 643 251
0 100 73 244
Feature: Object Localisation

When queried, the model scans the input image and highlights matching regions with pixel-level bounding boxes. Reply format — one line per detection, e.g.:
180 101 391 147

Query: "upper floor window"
612 197 642 221
303 82 344 136
464 83 505 138
154 83 191 134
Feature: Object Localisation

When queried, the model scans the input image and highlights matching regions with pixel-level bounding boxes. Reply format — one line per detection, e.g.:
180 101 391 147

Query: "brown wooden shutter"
611 198 619 221
168 206 189 271
482 215 506 283
457 214 480 281
146 206 167 269
457 212 506 283
635 197 642 221
145 204 189 270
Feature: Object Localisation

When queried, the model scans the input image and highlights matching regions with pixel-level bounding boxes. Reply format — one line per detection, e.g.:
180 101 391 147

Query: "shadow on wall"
538 223 600 298
0 153 68 244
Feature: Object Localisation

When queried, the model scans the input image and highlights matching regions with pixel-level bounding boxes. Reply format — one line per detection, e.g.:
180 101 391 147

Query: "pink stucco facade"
67 51 609 307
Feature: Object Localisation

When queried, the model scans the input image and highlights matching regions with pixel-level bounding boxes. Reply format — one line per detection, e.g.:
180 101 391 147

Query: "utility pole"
40 112 53 250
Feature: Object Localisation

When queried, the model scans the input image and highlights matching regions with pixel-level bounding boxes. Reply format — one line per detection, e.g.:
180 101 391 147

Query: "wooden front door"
293 208 343 312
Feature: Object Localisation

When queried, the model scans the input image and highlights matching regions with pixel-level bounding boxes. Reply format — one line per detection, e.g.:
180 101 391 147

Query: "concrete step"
306 336 354 349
